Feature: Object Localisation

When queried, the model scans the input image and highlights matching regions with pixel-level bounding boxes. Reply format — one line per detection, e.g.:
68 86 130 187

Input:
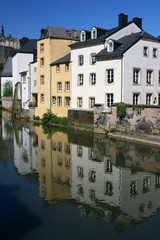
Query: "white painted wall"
30 62 37 95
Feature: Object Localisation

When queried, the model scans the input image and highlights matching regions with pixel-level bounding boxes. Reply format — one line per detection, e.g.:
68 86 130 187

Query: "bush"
42 110 68 126
117 102 126 119
3 80 12 97
33 115 40 121
110 128 117 133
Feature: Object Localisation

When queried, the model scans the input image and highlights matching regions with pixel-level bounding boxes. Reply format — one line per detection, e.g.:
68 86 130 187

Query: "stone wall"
2 96 13 109
68 109 94 125
94 105 160 134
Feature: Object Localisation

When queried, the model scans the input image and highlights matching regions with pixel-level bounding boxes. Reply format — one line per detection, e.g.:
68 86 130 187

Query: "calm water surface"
1 111 160 240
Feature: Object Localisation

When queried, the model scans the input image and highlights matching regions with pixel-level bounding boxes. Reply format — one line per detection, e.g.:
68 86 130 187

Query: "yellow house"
50 53 72 117
35 26 80 118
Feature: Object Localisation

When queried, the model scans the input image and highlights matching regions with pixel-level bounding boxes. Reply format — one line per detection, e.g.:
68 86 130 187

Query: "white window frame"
107 40 114 52
81 31 86 42
146 70 153 85
58 97 62 106
91 27 97 39
90 53 96 64
58 82 62 92
78 74 83 86
106 69 114 84
65 97 70 107
40 75 44 84
41 94 44 103
78 55 84 66
52 96 56 105
41 58 44 66
90 73 96 85
89 97 95 108
133 93 140 105
153 48 157 58
65 82 70 92
133 68 140 84
143 46 148 57
78 97 83 107
146 93 152 105
106 93 113 107
40 43 44 52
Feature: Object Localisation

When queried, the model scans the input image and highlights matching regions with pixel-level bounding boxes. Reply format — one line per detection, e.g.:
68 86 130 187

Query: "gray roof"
19 39 37 53
50 53 70 66
40 26 80 40
1 56 12 77
96 31 157 58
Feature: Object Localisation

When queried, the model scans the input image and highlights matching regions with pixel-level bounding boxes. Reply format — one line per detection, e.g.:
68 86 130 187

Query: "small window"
34 67 37 72
143 177 150 193
41 94 44 103
66 158 70 168
58 82 62 92
159 93 160 105
65 97 70 107
90 73 96 85
78 97 83 107
52 96 56 105
40 43 44 52
89 97 95 108
89 170 96 183
146 70 153 84
78 74 83 86
58 97 62 106
91 27 97 39
40 75 44 84
77 166 83 178
58 155 63 165
77 146 83 157
130 181 137 197
146 93 152 105
158 71 160 85
81 31 85 41
133 68 140 84
58 142 62 151
57 64 60 72
133 93 139 105
143 46 148 57
41 140 45 149
90 53 96 64
41 58 44 66
65 82 70 92
66 63 69 71
105 158 112 173
65 144 70 154
105 181 113 196
106 94 113 107
108 40 113 52
78 55 84 66
53 141 56 150
34 80 36 86
106 69 114 83
153 48 157 58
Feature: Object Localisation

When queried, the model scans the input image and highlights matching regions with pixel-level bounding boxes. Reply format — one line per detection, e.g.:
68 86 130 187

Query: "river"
1 110 160 240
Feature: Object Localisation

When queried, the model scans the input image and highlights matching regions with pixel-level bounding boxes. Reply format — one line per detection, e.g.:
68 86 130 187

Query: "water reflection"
1 113 160 230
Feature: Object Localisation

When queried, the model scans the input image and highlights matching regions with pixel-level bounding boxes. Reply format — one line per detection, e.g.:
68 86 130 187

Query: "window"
57 64 60 72
105 158 112 173
146 93 152 105
155 175 160 189
65 144 70 154
108 40 113 52
158 71 160 85
53 141 56 150
41 140 45 149
159 93 160 105
81 31 85 41
89 149 94 159
89 189 96 201
40 75 44 84
41 94 44 103
143 46 148 57
58 97 62 106
78 97 83 107
133 93 139 105
58 155 63 165
34 80 36 86
52 96 56 105
34 67 37 72
65 82 70 92
78 55 84 66
143 177 150 193
153 48 157 58
91 27 97 39
89 97 95 108
105 181 113 196
90 73 96 85
40 43 44 52
66 63 69 71
146 70 153 84
89 170 96 182
65 97 70 107
58 82 62 92
58 142 62 151
130 181 137 196
106 94 113 107
90 53 96 64
133 68 140 84
41 58 44 66
106 69 114 83
66 158 70 168
78 74 83 86
41 158 45 168
77 146 83 157
77 166 83 178
22 74 26 84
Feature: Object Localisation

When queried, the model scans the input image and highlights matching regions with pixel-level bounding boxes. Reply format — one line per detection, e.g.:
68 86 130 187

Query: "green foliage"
110 128 117 133
33 115 40 121
42 110 69 126
3 80 12 97
116 102 126 119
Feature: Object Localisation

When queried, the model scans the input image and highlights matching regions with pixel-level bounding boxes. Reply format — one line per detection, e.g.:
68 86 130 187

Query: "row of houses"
1 13 160 118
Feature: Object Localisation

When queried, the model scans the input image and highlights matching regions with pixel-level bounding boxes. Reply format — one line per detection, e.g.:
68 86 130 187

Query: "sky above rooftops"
0 0 160 40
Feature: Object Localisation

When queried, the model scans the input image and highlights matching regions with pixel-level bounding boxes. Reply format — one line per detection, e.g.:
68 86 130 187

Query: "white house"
70 14 160 110
12 39 37 110
1 56 13 97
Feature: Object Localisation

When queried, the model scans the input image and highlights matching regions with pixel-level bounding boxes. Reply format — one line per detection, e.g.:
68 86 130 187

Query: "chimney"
133 17 142 29
118 13 128 28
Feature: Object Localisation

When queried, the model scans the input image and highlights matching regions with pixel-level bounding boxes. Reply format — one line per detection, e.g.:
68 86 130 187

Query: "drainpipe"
121 55 123 102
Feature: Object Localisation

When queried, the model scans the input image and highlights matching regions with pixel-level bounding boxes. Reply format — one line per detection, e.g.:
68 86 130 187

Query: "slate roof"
40 26 80 40
18 39 37 53
96 31 158 58
50 53 70 66
1 56 12 77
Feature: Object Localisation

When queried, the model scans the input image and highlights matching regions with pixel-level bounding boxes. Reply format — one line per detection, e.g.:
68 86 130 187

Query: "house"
35 26 80 118
12 39 37 110
50 53 72 117
70 14 160 111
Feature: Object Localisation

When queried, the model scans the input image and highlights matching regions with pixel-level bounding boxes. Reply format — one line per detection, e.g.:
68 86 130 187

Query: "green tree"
3 80 12 97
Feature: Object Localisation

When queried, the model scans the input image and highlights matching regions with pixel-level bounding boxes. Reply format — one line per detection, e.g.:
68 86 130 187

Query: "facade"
50 53 72 117
29 61 38 107
35 26 80 118
1 56 13 97
12 39 37 110
70 14 160 111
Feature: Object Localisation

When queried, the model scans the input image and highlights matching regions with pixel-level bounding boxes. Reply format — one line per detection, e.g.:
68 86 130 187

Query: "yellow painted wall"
51 62 72 117
35 38 76 118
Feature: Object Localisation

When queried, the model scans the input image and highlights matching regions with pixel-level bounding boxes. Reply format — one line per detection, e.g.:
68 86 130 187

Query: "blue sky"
1 0 160 40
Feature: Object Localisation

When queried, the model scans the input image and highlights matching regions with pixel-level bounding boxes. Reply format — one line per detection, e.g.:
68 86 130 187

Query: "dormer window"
81 31 86 42
107 40 114 52
91 27 97 39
